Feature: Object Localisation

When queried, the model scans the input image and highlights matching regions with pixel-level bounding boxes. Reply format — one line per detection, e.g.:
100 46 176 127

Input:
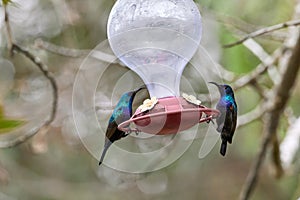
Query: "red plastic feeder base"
118 96 220 135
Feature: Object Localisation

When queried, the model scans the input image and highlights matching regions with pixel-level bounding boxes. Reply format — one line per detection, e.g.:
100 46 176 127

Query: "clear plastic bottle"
107 0 202 98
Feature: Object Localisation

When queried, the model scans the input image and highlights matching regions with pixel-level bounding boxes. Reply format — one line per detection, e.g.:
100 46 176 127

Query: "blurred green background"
0 0 300 199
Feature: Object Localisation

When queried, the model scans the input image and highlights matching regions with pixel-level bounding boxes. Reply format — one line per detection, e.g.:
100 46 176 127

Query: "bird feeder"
107 0 220 135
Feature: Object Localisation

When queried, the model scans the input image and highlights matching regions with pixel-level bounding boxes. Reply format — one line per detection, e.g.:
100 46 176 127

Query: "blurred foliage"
219 27 261 73
0 0 299 200
0 105 24 134
0 119 23 134
0 104 3 117
1 0 12 6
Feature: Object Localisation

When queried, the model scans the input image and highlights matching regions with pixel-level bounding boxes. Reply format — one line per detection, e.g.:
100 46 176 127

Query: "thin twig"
242 39 281 84
1 4 58 148
215 12 287 43
237 101 266 128
12 44 58 125
224 19 300 48
239 28 300 200
34 38 90 58
3 4 13 52
1 44 58 148
238 113 273 200
204 49 280 104
202 48 280 104
233 48 282 90
34 38 124 65
249 80 267 99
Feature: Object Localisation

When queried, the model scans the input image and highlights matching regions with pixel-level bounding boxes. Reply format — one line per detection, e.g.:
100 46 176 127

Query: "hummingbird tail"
99 140 113 165
220 140 227 156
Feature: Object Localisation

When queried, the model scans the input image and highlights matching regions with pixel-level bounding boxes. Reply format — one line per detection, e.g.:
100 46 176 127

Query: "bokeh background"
0 0 300 199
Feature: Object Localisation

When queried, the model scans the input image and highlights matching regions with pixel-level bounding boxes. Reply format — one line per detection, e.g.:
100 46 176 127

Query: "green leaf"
0 118 24 134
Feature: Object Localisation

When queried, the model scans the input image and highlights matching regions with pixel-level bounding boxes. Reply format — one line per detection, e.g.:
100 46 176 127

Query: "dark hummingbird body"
99 86 146 165
209 82 237 156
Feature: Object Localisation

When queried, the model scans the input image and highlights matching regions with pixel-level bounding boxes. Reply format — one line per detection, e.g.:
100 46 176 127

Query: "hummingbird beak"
208 82 220 88
133 84 147 94
209 82 224 94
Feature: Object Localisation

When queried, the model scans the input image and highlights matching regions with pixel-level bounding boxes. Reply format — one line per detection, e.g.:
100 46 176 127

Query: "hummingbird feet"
205 115 215 125
134 129 140 135
132 128 141 135
126 128 141 135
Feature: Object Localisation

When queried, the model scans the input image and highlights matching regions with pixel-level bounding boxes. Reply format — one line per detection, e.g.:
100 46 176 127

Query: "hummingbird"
209 82 237 156
99 85 146 165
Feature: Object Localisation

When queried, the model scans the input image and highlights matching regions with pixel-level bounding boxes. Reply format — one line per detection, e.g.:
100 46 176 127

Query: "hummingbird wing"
106 120 119 140
221 102 233 139
229 102 237 143
224 102 237 144
216 103 226 132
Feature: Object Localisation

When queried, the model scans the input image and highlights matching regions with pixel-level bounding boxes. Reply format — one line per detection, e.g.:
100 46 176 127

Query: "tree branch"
3 4 13 52
215 12 287 43
1 4 58 148
237 101 266 128
249 80 267 99
223 19 300 48
284 106 297 125
239 28 300 200
34 38 90 58
271 134 284 178
233 48 282 90
242 39 281 84
34 38 123 65
12 44 58 125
